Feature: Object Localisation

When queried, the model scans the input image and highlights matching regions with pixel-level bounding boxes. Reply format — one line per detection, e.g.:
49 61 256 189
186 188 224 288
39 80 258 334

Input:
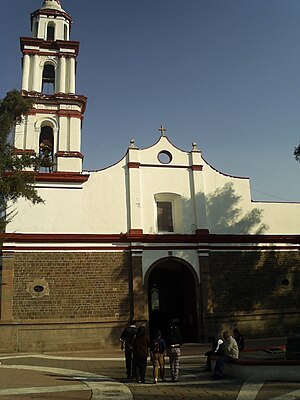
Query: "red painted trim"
127 162 141 169
2 246 129 252
20 38 78 55
57 110 82 119
1 244 298 252
13 149 35 155
128 229 144 237
22 92 87 113
34 172 89 183
22 50 77 59
55 151 84 159
243 345 286 353
4 171 89 184
191 165 203 171
31 9 72 23
1 234 127 243
1 232 299 246
28 109 83 120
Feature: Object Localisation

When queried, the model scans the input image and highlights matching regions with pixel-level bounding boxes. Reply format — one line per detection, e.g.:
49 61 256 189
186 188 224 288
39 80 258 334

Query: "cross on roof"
158 125 166 137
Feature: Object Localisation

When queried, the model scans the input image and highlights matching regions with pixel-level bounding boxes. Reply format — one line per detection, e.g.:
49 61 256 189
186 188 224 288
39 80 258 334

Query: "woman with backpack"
150 330 167 384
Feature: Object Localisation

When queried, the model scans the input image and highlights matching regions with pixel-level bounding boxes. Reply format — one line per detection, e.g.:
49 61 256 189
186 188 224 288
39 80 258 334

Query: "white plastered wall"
6 137 300 235
142 250 200 283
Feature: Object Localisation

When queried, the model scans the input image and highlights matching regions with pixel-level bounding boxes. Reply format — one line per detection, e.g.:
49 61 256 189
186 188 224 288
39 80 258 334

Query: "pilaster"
127 143 142 233
58 56 66 93
131 249 148 322
1 252 14 322
21 54 30 91
32 54 40 92
68 57 76 94
189 145 207 230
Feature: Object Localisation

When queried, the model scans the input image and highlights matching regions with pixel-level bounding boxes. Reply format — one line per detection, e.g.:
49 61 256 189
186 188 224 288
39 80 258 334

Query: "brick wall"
210 251 300 313
12 252 132 321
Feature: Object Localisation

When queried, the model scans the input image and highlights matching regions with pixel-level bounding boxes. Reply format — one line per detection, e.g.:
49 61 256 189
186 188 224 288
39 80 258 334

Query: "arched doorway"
147 258 199 343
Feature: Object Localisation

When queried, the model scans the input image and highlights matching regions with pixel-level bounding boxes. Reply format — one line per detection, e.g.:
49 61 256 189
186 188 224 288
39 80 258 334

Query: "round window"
158 150 172 164
33 285 45 293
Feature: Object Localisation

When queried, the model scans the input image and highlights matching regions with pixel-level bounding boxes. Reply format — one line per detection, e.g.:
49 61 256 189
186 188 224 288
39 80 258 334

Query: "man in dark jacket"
120 320 137 379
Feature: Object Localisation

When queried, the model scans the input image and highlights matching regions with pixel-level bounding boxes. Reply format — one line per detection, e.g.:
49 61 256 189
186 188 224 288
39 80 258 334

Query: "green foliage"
295 143 300 162
0 90 44 230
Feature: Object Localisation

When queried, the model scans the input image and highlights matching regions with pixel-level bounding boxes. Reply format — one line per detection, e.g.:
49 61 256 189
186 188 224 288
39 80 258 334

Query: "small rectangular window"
157 201 174 232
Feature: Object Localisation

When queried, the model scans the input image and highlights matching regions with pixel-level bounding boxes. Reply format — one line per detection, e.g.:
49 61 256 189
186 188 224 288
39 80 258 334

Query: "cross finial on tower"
158 125 166 137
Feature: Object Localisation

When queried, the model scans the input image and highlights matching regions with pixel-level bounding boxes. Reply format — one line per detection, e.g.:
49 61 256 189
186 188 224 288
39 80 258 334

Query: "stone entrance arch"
145 257 200 343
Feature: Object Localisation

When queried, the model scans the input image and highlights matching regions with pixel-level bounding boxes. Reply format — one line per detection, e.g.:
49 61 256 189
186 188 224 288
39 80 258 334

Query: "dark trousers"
135 356 147 382
214 356 233 375
205 349 215 370
125 347 134 378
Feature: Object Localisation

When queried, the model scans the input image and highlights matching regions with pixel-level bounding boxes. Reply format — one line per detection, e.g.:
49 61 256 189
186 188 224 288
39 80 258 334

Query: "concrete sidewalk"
0 337 292 400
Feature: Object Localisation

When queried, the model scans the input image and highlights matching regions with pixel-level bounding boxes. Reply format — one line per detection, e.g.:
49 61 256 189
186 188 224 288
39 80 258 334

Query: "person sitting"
203 336 224 372
211 330 239 380
233 328 245 351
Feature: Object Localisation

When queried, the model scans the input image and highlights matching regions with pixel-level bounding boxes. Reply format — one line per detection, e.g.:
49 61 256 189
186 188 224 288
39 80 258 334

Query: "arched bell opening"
42 63 55 94
46 22 55 41
39 125 54 172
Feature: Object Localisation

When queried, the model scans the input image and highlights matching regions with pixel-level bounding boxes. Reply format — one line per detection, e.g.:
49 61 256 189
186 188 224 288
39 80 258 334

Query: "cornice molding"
1 232 299 246
22 91 87 113
55 151 84 159
20 37 79 56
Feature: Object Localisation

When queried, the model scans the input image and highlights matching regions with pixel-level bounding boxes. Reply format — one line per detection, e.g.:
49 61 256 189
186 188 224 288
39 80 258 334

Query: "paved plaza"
0 339 299 399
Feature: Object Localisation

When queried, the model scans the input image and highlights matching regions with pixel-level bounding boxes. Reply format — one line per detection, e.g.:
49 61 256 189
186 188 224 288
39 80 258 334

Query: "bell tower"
14 0 87 174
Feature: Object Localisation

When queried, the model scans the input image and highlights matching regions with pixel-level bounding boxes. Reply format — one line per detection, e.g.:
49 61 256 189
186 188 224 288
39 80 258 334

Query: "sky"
0 0 300 202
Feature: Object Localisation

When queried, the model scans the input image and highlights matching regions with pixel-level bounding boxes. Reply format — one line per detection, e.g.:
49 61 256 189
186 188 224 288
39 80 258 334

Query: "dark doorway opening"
148 258 198 343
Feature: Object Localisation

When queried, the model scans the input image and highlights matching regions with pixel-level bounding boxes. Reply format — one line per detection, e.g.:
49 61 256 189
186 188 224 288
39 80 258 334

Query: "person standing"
233 328 245 351
166 323 183 382
120 320 137 379
150 330 167 384
211 330 239 379
133 326 150 383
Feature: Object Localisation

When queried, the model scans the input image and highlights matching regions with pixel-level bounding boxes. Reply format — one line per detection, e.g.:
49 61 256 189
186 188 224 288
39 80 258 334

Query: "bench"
211 347 300 381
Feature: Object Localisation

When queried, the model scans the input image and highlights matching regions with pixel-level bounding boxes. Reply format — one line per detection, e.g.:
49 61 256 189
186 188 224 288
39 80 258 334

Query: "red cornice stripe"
27 109 83 119
1 245 298 252
3 170 89 184
1 232 299 245
55 151 84 159
128 162 141 169
13 149 35 155
22 50 77 58
57 110 82 119
2 246 129 252
191 165 203 171
34 172 89 183
30 9 73 23
20 37 79 55
22 91 87 113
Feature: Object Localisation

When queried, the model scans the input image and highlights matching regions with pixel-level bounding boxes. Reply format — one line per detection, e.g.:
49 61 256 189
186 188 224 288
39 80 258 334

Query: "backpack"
153 338 160 353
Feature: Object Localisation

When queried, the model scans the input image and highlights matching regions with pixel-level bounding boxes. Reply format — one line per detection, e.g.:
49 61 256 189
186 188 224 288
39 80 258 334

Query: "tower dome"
41 0 64 11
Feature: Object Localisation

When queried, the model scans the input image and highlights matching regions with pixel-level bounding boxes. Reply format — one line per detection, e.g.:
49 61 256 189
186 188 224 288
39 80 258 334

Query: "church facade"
0 0 299 352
